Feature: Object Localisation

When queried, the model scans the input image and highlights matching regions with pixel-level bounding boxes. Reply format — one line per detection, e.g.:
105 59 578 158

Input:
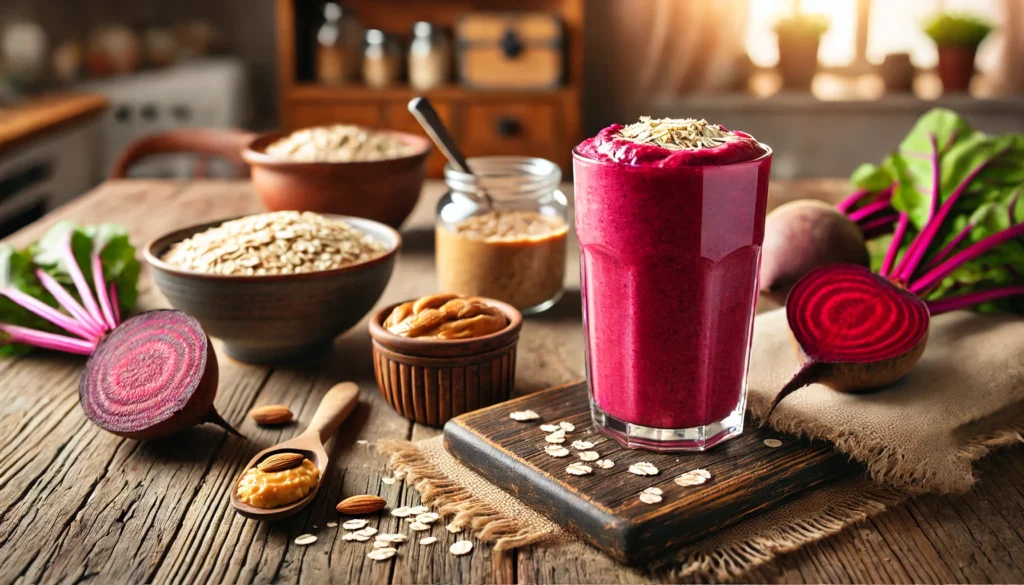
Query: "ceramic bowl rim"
368 298 523 354
240 128 432 170
144 214 402 283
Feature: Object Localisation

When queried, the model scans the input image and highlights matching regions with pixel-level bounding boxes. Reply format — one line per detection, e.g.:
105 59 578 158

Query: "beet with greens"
0 222 237 439
766 109 1024 418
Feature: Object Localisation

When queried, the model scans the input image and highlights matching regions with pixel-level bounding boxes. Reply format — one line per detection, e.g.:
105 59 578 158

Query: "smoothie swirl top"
576 117 768 167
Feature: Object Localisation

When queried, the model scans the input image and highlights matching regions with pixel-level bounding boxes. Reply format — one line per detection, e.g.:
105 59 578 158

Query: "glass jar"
408 21 451 91
316 2 362 85
363 29 401 88
436 156 569 315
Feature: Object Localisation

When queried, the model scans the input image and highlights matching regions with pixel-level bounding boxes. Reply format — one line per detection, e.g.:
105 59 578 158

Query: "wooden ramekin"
368 298 523 427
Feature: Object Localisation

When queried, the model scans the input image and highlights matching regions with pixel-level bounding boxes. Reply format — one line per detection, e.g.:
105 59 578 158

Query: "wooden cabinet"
275 0 583 177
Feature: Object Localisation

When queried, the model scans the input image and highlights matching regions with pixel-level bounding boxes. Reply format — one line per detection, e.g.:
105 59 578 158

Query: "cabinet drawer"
385 100 454 176
284 101 383 130
461 102 558 157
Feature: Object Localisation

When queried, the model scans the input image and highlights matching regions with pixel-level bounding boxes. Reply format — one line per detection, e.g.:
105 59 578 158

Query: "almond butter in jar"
436 157 568 315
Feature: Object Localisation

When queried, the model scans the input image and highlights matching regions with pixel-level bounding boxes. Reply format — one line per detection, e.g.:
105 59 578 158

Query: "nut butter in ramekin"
369 294 522 427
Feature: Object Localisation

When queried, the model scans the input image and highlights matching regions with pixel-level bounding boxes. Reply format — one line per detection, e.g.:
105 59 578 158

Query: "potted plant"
773 12 830 91
923 12 993 93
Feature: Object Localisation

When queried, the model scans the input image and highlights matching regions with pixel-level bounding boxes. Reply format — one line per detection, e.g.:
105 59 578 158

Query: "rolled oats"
266 124 418 162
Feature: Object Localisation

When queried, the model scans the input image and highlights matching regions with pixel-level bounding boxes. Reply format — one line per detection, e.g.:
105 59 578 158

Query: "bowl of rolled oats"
242 124 431 229
145 211 400 364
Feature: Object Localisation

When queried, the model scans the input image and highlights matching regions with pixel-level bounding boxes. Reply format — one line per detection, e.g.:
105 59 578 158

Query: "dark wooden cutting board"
443 381 861 564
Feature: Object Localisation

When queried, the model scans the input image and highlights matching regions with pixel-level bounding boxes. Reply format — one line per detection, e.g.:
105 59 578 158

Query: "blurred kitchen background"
1 0 1021 235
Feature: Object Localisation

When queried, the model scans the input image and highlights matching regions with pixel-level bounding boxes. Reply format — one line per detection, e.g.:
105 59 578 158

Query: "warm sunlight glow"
746 0 857 67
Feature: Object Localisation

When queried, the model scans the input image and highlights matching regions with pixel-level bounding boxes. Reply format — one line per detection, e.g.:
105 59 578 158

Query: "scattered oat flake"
393 470 406 480
381 477 396 485
343 532 369 542
595 459 615 469
566 462 593 476
409 505 429 515
578 451 600 462
356 440 369 445
639 492 663 504
446 523 464 533
356 527 378 537
628 462 659 476
368 547 398 561
571 440 594 450
409 521 431 531
539 424 560 433
691 469 711 479
416 512 440 524
420 536 438 545
450 540 474 556
294 534 317 546
675 471 709 487
643 487 663 496
372 540 391 549
545 445 570 457
342 519 368 530
545 433 566 444
559 421 575 432
327 521 338 528
510 410 540 422
376 533 408 544
764 438 783 448
390 506 413 518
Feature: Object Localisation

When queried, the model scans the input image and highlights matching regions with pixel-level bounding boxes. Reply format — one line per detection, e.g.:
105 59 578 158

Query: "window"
746 0 1003 71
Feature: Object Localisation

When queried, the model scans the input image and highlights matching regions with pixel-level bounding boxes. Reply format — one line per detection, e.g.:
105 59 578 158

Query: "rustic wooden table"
2 179 1023 584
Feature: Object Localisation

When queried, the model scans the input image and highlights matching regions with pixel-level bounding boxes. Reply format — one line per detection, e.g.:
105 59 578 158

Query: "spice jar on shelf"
316 1 362 85
436 156 569 315
408 21 451 91
363 29 401 88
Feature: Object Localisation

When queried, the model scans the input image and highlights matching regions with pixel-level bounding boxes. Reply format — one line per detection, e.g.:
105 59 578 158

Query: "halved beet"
766 264 930 417
79 310 235 440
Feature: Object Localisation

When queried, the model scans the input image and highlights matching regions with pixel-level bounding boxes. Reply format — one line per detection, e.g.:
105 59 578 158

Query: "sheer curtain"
584 0 751 132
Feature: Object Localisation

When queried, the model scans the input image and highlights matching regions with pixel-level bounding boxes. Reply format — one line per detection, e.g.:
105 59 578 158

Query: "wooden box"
456 13 564 89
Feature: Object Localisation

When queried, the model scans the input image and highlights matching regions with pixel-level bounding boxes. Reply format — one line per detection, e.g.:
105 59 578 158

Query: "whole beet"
759 199 869 304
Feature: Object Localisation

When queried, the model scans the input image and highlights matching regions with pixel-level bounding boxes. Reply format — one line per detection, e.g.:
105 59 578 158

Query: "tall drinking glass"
573 123 772 451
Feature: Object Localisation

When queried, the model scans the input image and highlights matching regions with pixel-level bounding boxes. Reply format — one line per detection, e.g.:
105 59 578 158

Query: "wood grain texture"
0 178 1022 584
444 381 856 564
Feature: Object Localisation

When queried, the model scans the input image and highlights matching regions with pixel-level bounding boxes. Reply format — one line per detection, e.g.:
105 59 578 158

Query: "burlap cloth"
381 310 1024 581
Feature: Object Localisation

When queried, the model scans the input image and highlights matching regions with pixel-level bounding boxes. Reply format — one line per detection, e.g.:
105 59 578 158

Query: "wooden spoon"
231 381 360 521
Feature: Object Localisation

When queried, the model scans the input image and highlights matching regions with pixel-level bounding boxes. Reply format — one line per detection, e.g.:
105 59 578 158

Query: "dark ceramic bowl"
241 129 431 229
368 298 522 427
145 215 400 365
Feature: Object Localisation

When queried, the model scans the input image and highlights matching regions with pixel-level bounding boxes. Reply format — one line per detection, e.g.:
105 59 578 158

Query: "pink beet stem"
0 287 98 341
849 199 895 224
896 145 1011 283
836 189 869 215
921 223 973 273
910 222 1024 294
91 253 118 330
880 213 910 277
61 235 107 332
926 134 940 223
36 269 107 337
109 282 121 325
926 286 1024 315
0 324 95 355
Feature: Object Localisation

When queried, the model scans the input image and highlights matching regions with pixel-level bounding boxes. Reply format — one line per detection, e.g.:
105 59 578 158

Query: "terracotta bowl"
145 215 400 365
368 299 523 427
241 130 431 229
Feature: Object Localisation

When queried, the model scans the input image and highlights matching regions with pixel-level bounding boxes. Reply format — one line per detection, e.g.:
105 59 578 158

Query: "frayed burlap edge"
379 438 904 582
749 393 1024 494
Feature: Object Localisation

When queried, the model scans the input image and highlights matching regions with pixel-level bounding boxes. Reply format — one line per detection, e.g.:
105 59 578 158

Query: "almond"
257 452 304 473
250 404 293 425
336 495 387 515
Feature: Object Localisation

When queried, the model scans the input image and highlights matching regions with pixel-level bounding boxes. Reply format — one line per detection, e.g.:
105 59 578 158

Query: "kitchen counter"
1 179 1023 584
0 92 107 156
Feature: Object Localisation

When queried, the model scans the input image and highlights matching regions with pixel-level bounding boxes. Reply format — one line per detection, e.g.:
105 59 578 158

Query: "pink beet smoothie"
574 123 771 449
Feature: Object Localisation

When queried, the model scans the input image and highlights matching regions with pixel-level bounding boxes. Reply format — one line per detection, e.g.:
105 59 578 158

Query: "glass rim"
571 142 773 170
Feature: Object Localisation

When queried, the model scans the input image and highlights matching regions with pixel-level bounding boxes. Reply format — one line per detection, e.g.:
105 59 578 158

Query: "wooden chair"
109 128 255 179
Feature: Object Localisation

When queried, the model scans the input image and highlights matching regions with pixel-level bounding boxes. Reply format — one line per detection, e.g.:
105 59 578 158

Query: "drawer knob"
496 116 521 137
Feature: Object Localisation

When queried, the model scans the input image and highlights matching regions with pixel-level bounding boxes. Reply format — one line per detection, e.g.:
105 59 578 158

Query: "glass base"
590 400 745 452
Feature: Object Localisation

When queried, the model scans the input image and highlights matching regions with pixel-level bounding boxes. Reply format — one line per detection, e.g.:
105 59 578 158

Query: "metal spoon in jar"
407 96 495 211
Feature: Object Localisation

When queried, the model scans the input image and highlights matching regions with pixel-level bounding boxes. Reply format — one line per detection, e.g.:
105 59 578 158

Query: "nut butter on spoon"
231 382 359 521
